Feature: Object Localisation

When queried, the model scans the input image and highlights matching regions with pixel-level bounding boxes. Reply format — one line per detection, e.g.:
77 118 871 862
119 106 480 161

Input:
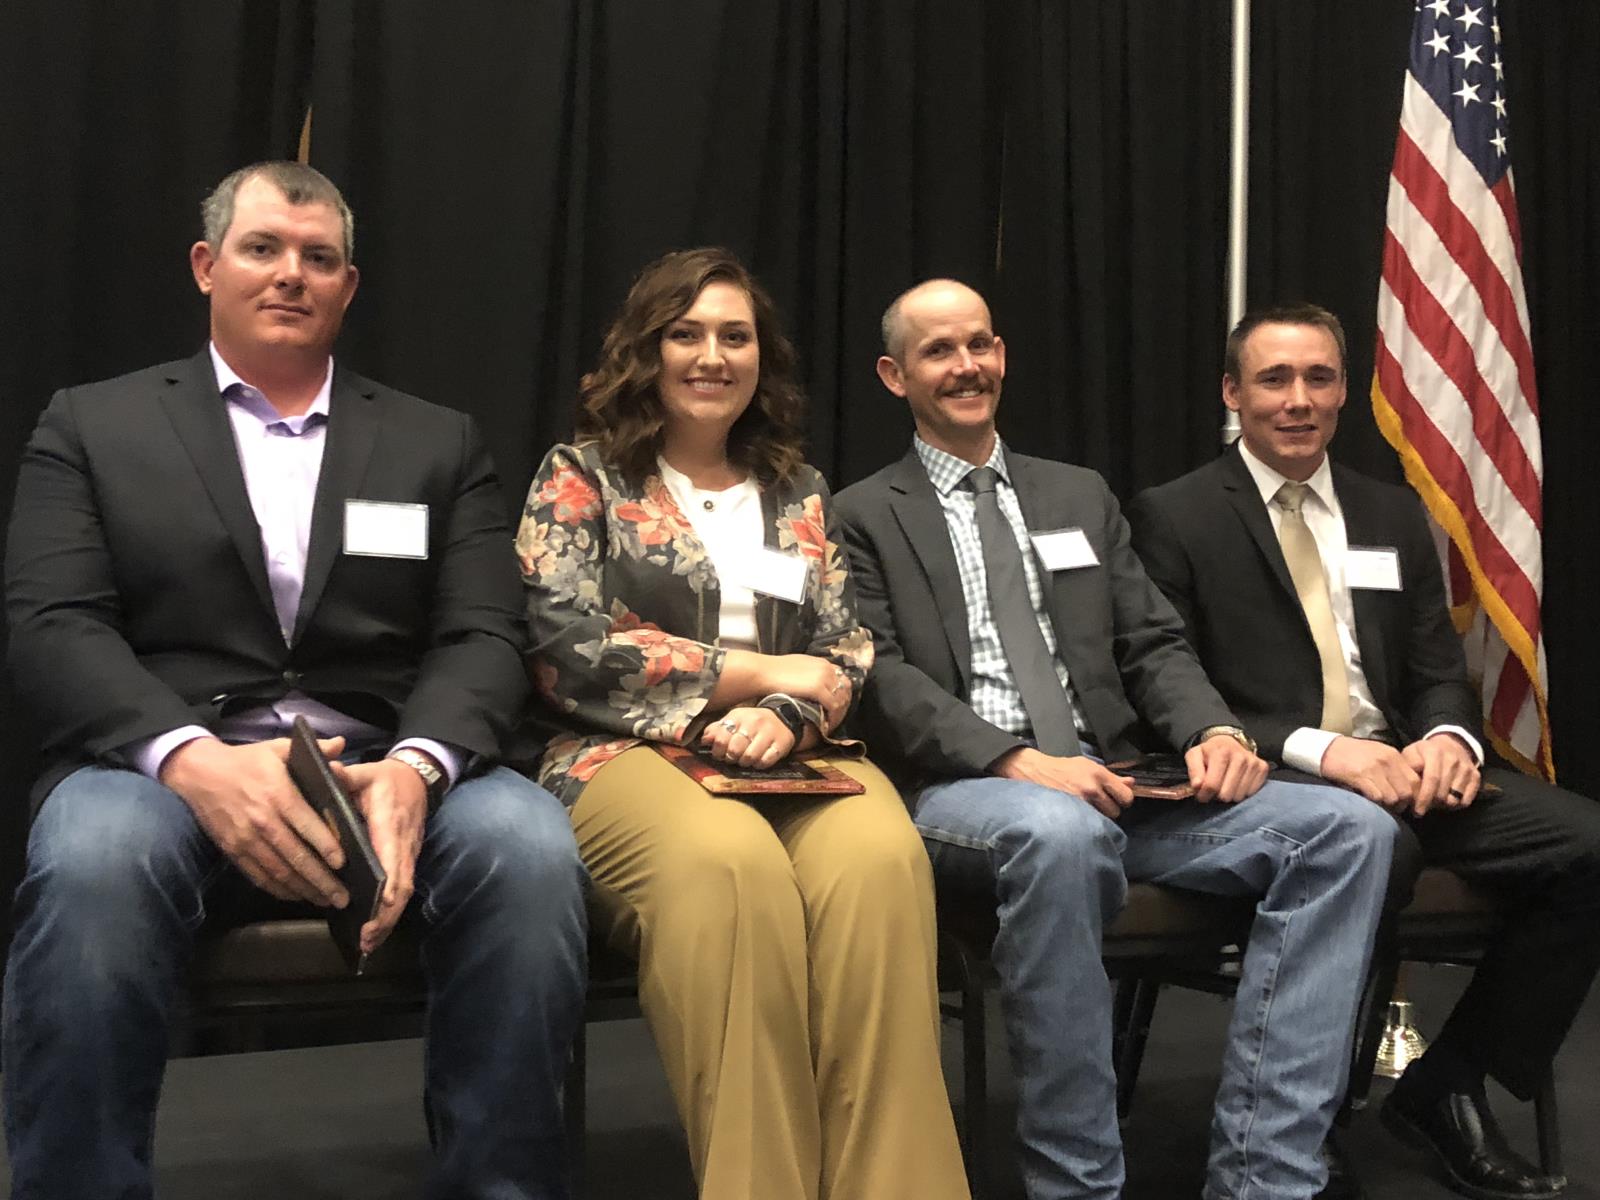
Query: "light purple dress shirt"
127 345 462 787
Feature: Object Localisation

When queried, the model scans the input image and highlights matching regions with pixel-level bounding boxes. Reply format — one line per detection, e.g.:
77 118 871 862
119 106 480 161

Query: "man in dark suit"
2 162 586 1199
837 279 1398 1200
1129 303 1600 1200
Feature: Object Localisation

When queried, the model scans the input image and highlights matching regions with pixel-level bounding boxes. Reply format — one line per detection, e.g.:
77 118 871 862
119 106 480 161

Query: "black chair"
935 866 1564 1200
184 916 427 1055
1345 867 1562 1176
935 882 1256 1200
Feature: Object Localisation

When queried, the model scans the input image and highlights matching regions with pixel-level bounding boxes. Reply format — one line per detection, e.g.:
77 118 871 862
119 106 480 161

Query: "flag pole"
1223 0 1250 446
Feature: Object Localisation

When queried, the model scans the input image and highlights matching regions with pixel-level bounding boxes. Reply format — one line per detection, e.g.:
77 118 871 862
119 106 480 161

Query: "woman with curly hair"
517 247 969 1200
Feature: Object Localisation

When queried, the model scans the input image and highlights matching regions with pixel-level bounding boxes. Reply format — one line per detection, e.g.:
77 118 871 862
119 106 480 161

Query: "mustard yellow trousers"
571 746 970 1200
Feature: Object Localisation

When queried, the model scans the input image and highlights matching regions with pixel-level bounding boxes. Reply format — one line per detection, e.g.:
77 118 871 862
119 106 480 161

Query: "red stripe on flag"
1380 231 1543 527
1490 174 1524 268
1373 333 1542 634
1489 651 1531 736
1391 130 1542 421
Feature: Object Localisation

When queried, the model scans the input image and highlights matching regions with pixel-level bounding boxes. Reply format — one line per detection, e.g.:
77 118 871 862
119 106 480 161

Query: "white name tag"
344 500 429 560
1346 546 1402 591
732 547 810 604
1030 528 1100 571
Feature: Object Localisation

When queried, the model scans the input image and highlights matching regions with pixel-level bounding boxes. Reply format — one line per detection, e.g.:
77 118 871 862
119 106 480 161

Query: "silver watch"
389 748 446 805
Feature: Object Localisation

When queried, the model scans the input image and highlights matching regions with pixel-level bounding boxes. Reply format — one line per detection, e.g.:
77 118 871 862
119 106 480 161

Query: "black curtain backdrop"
994 2 1231 494
3 3 1597 947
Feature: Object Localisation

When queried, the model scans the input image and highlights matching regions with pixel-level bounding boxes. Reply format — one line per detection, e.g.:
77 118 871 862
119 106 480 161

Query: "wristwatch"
1192 724 1258 755
389 748 447 807
758 693 808 741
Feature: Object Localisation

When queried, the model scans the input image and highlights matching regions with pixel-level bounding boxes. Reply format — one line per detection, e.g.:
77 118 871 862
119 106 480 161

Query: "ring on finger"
719 718 739 732
1448 787 1464 799
730 728 750 741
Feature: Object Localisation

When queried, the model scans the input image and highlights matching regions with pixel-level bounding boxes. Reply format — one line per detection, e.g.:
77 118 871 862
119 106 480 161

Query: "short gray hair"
880 278 980 362
881 290 911 361
201 161 355 261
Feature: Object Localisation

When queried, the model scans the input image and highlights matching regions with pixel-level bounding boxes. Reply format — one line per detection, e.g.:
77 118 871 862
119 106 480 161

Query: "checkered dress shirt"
914 436 1087 740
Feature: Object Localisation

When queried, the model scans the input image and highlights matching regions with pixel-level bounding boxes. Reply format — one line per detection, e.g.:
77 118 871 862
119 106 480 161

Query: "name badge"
1345 545 1401 591
1030 528 1100 571
732 547 810 604
344 500 429 560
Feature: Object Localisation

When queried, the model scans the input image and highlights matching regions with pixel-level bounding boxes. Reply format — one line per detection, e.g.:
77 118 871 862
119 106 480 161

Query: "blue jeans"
913 776 1396 1200
2 765 588 1200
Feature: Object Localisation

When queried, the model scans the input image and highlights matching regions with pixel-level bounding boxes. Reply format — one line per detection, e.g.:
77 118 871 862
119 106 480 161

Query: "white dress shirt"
1237 441 1482 774
657 457 763 650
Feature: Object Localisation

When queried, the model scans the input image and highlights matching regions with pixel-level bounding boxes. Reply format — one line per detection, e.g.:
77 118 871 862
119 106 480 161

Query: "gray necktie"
1275 481 1354 735
967 467 1082 756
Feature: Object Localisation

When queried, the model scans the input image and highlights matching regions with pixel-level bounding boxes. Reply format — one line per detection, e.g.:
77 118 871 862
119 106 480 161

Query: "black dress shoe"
1380 1084 1567 1199
1315 1132 1366 1200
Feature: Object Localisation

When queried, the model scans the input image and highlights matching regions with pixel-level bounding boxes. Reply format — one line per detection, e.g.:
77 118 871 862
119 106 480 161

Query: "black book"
285 717 387 974
1105 752 1199 800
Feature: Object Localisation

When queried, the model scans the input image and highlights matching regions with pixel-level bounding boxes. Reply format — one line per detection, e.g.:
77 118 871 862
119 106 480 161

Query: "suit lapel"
160 351 275 616
1330 467 1392 703
295 368 381 640
1006 455 1063 628
1219 445 1300 604
887 450 974 688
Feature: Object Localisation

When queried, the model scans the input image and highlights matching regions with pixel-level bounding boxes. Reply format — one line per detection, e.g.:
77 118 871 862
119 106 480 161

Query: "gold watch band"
1193 724 1258 755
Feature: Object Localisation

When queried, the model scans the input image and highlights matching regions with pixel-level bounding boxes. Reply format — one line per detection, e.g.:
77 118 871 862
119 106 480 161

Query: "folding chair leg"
1110 973 1137 1068
1343 939 1400 1119
1115 977 1161 1118
565 1023 588 1193
1534 1067 1562 1178
951 936 991 1200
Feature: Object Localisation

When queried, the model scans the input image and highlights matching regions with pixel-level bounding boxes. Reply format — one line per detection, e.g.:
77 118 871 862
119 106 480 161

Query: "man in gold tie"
1129 303 1600 1200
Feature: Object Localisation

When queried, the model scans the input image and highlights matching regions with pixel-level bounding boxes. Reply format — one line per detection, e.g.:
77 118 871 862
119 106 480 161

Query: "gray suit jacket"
836 446 1237 788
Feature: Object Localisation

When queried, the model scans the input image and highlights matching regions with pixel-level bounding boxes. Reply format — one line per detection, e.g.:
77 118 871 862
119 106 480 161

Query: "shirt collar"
1237 439 1337 517
209 342 333 432
914 434 1012 497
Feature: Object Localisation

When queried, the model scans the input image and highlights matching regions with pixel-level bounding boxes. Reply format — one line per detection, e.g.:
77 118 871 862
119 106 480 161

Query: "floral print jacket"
517 441 874 805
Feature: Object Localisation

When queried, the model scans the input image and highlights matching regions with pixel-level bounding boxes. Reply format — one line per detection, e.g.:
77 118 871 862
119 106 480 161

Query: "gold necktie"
1275 482 1354 735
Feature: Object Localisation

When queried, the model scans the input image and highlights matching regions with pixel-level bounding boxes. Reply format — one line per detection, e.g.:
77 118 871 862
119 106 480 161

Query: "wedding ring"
719 718 739 732
730 728 750 741
1448 787 1464 799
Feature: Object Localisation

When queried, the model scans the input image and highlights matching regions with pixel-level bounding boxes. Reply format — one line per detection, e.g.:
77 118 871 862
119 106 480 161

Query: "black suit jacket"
5 351 529 806
1127 444 1479 763
836 447 1237 787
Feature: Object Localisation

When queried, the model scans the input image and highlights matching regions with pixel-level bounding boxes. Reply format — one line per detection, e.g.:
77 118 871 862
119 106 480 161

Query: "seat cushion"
1398 866 1501 918
190 918 421 987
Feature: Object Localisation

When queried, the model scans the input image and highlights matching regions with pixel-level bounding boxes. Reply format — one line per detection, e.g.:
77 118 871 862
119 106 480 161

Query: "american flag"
1371 0 1552 779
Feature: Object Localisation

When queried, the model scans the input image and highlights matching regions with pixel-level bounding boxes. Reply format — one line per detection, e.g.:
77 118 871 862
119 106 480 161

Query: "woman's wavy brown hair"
575 247 808 486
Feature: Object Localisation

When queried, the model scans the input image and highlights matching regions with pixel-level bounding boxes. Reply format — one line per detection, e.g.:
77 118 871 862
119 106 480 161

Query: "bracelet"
757 693 807 741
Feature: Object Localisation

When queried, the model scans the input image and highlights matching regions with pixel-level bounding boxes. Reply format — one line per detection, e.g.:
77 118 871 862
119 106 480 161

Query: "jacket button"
282 669 301 687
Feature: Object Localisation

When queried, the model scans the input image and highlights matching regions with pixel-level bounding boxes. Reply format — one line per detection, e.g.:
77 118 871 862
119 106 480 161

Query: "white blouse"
657 457 764 649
